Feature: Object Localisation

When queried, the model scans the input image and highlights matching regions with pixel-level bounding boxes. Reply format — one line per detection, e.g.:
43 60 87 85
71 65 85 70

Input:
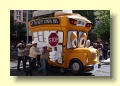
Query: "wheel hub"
72 62 80 71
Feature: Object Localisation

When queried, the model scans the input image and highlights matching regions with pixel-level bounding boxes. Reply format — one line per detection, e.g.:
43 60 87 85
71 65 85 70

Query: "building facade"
10 10 36 43
10 10 72 42
11 10 33 23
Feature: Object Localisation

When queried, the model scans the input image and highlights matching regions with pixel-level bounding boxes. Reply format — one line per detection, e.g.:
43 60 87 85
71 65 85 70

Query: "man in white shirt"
29 41 39 72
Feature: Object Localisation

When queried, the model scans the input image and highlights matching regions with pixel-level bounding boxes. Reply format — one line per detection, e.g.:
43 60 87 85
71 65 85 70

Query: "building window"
23 18 26 22
28 14 32 18
16 10 21 16
16 16 21 20
23 13 26 17
23 10 26 12
28 10 32 13
28 18 32 22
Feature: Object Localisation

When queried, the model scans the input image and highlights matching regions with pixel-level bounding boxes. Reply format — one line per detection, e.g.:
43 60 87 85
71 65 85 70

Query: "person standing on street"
29 41 39 72
34 45 40 67
17 43 25 71
98 44 104 61
24 43 31 70
38 44 49 76
103 42 109 60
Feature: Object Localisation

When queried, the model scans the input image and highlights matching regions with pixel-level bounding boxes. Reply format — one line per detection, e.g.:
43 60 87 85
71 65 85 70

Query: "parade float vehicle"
28 11 101 75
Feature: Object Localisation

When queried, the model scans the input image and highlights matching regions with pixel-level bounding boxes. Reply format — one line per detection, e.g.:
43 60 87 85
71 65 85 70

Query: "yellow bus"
28 11 101 75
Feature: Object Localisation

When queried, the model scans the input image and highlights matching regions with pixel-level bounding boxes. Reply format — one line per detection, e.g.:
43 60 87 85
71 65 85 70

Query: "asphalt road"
10 50 110 76
10 58 110 76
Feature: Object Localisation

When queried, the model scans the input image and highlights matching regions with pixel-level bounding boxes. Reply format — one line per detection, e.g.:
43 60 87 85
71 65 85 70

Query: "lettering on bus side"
30 18 60 26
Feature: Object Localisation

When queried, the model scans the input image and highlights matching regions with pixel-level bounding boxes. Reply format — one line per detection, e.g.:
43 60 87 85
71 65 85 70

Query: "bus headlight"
89 48 97 59
93 53 97 59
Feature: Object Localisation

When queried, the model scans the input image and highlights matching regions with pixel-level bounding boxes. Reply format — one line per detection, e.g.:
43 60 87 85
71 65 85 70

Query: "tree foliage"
73 10 97 42
73 10 96 28
16 23 26 41
10 15 26 42
93 10 110 42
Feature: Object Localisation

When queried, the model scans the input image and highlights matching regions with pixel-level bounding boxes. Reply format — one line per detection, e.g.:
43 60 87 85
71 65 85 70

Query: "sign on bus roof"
30 18 60 26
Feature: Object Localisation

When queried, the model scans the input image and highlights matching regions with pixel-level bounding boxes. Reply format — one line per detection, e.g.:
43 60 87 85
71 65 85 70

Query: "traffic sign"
48 32 59 47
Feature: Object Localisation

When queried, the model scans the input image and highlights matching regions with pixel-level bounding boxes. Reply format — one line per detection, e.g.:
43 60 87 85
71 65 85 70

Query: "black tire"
69 59 84 75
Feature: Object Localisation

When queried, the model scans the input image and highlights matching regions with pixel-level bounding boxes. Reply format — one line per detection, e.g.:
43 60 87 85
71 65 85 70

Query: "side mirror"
86 39 90 48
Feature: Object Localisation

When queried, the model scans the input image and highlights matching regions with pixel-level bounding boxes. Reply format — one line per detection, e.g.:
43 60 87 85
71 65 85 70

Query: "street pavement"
10 50 110 76
89 58 110 76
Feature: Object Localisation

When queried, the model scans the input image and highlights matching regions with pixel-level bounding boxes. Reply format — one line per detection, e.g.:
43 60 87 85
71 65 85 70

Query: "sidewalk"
100 58 110 65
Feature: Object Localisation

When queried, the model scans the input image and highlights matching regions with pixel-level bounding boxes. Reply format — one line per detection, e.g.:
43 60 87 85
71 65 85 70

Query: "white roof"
33 10 58 17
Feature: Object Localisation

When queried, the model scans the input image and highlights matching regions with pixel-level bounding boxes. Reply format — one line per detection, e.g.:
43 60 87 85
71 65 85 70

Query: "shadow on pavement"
10 65 94 76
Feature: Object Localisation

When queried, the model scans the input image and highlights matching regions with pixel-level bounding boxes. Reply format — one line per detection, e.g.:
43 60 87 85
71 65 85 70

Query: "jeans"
29 57 36 71
38 58 47 75
24 56 29 67
17 56 25 70
99 56 103 60
37 55 41 66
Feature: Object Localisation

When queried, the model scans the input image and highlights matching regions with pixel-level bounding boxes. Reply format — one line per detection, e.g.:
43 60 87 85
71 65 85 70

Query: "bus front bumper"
85 62 101 72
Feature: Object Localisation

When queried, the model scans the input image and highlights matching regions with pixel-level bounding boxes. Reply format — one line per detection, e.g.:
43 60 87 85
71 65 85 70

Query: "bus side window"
33 32 39 42
58 31 63 43
57 31 63 52
38 31 50 42
44 31 50 42
38 31 45 42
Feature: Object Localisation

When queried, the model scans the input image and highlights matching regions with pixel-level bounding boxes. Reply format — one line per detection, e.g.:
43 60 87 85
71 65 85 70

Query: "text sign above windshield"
30 18 60 26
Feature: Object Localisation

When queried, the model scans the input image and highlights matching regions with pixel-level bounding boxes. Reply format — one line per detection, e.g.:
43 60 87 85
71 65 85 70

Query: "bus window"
38 31 44 42
78 31 87 48
44 31 50 42
37 31 51 42
33 32 39 42
67 30 77 49
58 31 63 43
57 31 63 64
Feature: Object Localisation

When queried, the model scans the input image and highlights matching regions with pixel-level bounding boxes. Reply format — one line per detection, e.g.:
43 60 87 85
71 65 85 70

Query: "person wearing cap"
38 44 49 76
17 43 25 71
36 46 41 67
24 43 31 70
29 41 39 72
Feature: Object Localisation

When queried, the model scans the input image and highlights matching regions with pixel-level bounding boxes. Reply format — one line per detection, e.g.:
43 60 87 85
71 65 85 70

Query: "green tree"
10 15 26 42
73 10 97 42
16 23 26 42
10 15 17 42
93 10 110 42
73 10 96 28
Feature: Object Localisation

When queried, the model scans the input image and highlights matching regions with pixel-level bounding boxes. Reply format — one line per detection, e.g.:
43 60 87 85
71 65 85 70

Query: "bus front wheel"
69 59 84 75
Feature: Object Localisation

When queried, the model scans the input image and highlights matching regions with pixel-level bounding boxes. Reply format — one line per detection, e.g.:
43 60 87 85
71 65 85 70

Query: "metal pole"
26 10 28 44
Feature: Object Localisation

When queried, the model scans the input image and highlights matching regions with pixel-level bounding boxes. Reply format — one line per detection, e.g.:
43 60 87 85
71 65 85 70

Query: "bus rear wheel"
69 59 84 75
